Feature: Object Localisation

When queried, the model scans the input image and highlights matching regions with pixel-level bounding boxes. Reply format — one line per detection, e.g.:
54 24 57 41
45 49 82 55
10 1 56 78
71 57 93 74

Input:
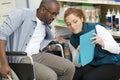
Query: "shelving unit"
109 30 120 38
53 0 120 38
57 0 120 5
56 0 120 24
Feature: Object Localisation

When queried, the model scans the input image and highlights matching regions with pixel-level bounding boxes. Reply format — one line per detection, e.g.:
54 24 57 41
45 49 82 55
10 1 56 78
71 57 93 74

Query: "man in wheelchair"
0 0 75 80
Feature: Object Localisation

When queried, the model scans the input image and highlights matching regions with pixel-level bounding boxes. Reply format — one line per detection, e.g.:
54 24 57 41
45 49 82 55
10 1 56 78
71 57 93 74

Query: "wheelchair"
0 51 36 80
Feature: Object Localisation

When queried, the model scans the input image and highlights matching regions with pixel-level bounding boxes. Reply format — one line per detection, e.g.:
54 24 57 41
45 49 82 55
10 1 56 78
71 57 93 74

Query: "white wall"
15 0 42 9
29 0 42 9
0 0 16 25
15 0 28 9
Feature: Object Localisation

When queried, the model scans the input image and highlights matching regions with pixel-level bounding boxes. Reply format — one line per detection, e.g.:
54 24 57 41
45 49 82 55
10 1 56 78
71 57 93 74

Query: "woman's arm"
95 24 120 54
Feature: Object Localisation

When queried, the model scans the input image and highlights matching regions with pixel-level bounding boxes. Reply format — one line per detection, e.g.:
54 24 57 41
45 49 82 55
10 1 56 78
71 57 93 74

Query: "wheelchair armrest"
6 51 27 56
6 51 34 64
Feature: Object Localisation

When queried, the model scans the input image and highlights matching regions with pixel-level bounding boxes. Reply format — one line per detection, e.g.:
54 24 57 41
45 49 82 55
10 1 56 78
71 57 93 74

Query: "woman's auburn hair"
64 8 85 21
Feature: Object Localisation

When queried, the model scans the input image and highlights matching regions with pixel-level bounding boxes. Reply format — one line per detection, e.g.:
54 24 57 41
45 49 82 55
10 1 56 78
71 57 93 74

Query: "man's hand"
0 63 11 78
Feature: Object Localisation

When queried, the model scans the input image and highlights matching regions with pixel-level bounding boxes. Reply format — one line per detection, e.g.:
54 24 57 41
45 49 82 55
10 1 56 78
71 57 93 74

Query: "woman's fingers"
90 37 96 40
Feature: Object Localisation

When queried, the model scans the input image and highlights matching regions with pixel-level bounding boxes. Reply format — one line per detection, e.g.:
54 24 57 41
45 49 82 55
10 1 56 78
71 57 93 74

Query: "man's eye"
52 12 59 16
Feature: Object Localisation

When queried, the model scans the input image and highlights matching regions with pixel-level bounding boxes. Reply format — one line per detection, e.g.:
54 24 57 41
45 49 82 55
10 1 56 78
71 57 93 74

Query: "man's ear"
40 7 45 13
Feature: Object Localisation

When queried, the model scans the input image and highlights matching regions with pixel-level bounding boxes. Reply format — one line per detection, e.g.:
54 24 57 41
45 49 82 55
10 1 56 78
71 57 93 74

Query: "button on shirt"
25 17 46 55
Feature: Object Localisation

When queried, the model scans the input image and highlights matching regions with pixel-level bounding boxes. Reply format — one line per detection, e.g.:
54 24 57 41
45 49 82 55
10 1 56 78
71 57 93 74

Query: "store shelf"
109 31 120 38
57 0 120 5
54 22 120 38
54 0 120 38
54 22 66 28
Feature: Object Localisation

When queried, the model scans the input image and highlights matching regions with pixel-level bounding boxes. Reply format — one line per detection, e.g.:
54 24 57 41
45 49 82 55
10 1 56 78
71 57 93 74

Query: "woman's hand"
76 45 80 52
90 33 104 47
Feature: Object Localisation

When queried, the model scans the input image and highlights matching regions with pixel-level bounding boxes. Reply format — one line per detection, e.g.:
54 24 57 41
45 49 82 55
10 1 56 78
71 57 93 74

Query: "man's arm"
0 40 11 77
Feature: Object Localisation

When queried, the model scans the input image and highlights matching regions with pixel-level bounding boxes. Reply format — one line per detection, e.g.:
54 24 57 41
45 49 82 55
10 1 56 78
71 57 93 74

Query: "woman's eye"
67 23 71 26
73 20 77 23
